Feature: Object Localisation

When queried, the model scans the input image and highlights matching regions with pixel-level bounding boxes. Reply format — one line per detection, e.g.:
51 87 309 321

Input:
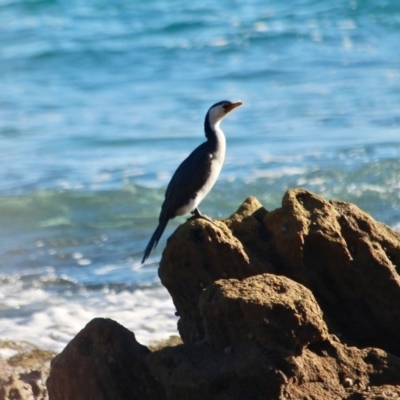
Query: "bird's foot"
187 208 218 227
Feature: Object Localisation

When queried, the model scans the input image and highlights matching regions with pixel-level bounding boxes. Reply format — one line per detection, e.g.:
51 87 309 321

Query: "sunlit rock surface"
16 189 400 399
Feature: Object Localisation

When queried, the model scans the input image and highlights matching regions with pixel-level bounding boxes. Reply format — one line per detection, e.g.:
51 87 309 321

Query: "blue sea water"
1 0 400 351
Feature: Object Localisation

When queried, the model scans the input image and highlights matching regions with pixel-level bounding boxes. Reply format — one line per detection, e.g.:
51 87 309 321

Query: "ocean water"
1 0 400 351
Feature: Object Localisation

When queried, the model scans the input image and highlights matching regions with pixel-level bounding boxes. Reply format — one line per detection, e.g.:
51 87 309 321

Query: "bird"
141 100 243 263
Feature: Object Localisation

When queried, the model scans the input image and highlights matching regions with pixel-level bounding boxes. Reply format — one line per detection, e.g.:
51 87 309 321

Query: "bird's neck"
204 117 226 153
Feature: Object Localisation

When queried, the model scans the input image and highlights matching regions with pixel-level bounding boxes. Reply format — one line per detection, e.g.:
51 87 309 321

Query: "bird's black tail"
141 219 168 263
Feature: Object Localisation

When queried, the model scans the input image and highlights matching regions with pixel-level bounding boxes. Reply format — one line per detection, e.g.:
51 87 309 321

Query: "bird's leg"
188 208 218 227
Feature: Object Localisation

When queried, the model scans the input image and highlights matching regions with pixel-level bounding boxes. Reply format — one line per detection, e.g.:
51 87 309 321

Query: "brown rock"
223 196 276 265
46 318 166 400
199 274 328 353
0 340 55 400
148 274 400 400
45 190 400 400
264 188 400 355
148 341 287 400
148 276 302 399
284 343 400 400
159 197 275 343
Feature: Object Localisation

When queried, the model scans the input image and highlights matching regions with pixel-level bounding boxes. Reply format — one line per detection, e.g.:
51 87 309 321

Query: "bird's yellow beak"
225 101 243 113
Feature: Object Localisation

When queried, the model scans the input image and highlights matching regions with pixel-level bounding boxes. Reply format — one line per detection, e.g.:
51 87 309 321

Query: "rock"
148 273 328 399
159 197 275 343
223 196 276 265
0 340 55 400
148 275 300 400
199 274 328 353
148 274 400 400
46 318 166 400
264 189 400 355
148 340 287 400
45 189 400 400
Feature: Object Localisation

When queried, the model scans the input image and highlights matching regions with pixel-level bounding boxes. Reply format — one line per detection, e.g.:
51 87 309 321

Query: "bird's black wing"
160 142 214 220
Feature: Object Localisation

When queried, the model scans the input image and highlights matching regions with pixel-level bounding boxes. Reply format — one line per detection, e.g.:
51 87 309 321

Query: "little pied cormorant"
141 100 243 263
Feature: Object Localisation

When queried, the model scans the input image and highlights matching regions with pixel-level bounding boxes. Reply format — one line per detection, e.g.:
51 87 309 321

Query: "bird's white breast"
175 126 226 216
191 127 226 210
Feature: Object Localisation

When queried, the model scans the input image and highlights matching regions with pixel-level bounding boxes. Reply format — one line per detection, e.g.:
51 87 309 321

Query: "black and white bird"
141 100 243 263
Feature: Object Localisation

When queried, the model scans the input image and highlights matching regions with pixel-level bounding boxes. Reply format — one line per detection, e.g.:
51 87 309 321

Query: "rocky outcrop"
148 274 400 400
46 189 400 400
264 189 400 355
0 340 55 400
159 196 276 343
148 274 332 400
46 318 166 400
199 274 327 353
160 189 400 355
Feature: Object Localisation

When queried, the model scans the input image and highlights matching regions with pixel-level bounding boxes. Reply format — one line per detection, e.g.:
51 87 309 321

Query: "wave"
0 280 177 351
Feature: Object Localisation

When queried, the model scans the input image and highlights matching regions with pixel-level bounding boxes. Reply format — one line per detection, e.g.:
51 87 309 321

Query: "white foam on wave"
0 280 178 352
0 348 19 360
390 222 400 232
246 166 307 182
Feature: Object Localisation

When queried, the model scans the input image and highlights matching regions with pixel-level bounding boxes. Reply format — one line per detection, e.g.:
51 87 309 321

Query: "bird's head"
206 100 243 127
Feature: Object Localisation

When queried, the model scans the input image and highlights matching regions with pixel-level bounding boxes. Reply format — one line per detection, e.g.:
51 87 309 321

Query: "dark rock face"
264 189 400 355
160 189 400 355
148 274 330 400
46 318 166 400
148 340 287 400
159 196 275 343
148 274 400 400
199 274 328 353
47 189 400 400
